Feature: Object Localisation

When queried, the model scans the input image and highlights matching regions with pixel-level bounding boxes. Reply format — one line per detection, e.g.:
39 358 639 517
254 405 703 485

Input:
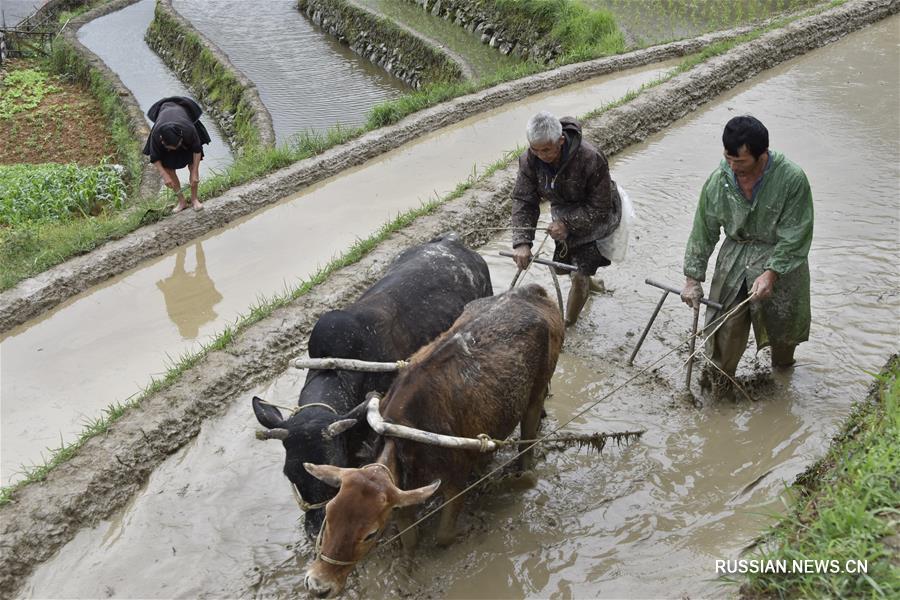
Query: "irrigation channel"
76 0 232 177
19 16 899 598
0 59 676 485
170 0 411 146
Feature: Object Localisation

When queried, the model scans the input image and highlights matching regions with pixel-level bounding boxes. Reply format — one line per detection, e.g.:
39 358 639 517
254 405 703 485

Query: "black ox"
252 234 492 538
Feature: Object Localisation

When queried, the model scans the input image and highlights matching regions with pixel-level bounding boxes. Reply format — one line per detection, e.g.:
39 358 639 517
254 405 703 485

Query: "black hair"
722 116 769 158
159 124 183 147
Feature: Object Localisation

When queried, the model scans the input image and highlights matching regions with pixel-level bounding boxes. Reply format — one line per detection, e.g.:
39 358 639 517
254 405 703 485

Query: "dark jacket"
142 96 211 170
511 117 621 248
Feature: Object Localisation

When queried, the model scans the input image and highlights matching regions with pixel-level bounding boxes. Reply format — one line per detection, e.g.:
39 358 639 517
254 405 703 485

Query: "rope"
378 293 756 547
257 399 337 417
291 482 328 512
510 231 552 289
679 295 755 401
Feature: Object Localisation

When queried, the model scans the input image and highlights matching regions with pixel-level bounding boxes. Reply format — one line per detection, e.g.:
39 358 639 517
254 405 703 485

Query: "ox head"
252 393 368 539
301 462 440 598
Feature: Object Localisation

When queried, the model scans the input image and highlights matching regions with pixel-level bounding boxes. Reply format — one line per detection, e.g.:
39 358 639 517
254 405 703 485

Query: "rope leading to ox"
378 296 757 547
256 399 337 418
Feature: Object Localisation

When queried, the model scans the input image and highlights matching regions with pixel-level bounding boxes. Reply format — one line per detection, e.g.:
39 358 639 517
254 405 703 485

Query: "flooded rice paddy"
76 0 233 176
356 0 525 80
587 0 820 46
19 16 899 599
0 59 676 485
171 0 410 146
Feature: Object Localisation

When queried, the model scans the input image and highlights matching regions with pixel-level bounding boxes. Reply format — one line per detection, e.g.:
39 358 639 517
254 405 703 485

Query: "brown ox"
302 284 564 597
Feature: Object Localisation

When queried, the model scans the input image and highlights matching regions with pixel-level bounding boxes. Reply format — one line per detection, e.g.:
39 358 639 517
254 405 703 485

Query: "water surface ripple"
172 0 410 146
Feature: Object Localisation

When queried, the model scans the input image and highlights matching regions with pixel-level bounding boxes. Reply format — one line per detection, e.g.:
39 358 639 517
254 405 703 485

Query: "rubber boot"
565 274 591 326
771 345 796 369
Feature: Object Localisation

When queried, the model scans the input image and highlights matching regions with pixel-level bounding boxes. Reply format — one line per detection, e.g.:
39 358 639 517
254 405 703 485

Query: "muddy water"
77 0 233 176
0 60 674 485
171 0 409 146
23 17 899 598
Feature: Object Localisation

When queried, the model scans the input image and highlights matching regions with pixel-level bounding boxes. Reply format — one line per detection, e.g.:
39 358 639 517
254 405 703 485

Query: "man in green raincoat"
681 116 813 394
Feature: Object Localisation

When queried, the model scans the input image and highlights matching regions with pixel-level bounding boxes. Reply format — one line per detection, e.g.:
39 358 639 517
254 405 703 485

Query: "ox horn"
323 419 356 439
292 357 408 372
256 428 290 441
365 394 498 452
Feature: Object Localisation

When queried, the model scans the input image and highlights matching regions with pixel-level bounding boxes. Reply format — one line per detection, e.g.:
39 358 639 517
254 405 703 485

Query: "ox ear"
395 479 441 508
252 396 285 429
303 463 346 488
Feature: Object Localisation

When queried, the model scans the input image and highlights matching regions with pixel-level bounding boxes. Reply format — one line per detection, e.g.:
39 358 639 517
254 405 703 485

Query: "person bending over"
143 96 211 213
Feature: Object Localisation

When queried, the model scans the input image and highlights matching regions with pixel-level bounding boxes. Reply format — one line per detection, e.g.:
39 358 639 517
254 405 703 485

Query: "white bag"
596 183 635 263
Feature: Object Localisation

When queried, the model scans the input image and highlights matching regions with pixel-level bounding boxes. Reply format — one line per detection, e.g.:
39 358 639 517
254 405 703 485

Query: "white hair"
526 111 562 145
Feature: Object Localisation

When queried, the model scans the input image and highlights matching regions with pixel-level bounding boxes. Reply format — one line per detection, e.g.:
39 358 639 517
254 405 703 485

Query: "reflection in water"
156 242 223 340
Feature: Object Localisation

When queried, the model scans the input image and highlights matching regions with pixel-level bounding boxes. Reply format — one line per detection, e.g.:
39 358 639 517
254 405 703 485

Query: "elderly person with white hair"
511 111 622 326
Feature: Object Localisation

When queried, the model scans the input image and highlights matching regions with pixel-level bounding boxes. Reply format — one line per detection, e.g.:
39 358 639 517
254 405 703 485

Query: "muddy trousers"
705 283 796 379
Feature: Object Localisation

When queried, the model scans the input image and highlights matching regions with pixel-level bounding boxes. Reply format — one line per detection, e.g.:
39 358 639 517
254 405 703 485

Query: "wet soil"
21 27 900 586
0 59 117 165
0 1 897 597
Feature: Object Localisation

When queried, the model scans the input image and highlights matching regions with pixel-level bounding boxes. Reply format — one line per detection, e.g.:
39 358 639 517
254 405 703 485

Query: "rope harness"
313 464 395 567
286 225 761 564
377 296 756 547
256 400 339 512
291 482 328 513
257 399 337 418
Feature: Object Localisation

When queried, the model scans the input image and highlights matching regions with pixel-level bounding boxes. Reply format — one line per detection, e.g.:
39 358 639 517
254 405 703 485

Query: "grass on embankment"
740 356 900 598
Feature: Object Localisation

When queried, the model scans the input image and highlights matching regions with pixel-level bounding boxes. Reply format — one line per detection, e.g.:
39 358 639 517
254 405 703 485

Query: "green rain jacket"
683 150 813 349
